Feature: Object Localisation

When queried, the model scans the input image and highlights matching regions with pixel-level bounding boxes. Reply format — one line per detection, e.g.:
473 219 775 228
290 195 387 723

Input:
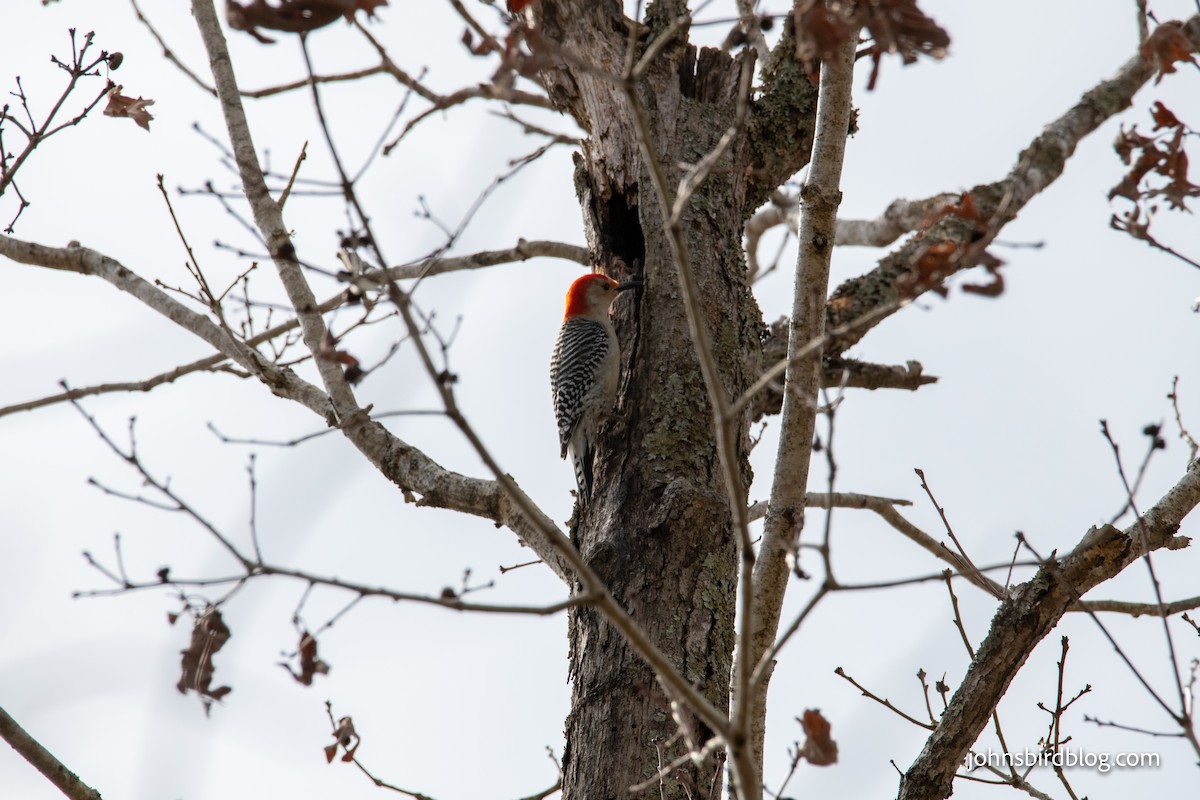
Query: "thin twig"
835 667 936 730
916 468 1000 598
276 141 307 209
1169 376 1200 462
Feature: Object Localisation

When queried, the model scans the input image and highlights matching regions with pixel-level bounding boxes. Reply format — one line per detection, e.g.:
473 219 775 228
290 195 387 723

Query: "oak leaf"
103 86 154 131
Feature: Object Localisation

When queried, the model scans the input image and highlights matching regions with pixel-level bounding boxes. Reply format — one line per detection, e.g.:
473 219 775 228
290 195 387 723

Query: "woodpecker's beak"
615 279 641 292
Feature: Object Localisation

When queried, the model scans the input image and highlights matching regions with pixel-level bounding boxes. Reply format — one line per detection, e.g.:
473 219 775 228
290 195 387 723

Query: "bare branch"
0 236 317 396
751 313 937 418
0 31 112 231
746 191 961 280
1111 207 1200 271
243 66 390 99
0 233 584 585
130 0 215 95
0 235 586 420
350 18 553 153
71 398 251 567
734 301 903 421
916 469 1002 599
748 490 914 522
750 34 858 779
751 493 1014 600
835 194 966 247
1077 595 1200 616
899 459 1200 800
0 705 102 800
386 84 556 152
826 14 1200 354
1099 420 1193 721
381 239 588 281
0 363 237 418
179 0 592 593
512 779 562 800
193 0 360 419
109 565 594 616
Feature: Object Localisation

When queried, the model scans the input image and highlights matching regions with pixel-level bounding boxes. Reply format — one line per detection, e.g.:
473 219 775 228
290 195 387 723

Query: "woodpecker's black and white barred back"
549 273 637 503
552 317 614 498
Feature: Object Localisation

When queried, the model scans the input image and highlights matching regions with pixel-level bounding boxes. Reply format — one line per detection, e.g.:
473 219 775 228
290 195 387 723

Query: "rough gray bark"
532 3 816 798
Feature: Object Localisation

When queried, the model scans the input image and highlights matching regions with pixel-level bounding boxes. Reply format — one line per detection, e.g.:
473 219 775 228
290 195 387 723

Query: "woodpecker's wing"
550 318 611 459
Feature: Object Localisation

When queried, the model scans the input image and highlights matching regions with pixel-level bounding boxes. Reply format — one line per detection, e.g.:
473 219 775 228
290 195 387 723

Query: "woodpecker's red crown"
563 273 620 321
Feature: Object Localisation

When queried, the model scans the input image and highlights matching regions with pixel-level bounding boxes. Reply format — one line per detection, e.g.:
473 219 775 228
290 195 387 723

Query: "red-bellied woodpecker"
550 273 638 502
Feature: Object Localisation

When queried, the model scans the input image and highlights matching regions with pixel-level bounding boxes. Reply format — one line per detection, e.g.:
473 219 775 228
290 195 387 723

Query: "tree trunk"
530 3 798 798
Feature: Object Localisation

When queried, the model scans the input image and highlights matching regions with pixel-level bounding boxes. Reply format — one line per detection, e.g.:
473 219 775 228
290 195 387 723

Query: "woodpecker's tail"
570 442 595 504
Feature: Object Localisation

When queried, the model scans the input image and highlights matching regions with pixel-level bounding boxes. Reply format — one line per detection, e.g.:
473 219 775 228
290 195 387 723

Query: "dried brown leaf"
1151 101 1183 131
1141 20 1200 84
795 0 949 86
280 631 331 686
176 607 232 704
860 0 950 64
103 86 154 131
799 708 839 766
1114 124 1157 165
793 0 855 81
325 715 359 763
1110 108 1198 210
226 0 386 43
1163 145 1200 210
961 265 1006 297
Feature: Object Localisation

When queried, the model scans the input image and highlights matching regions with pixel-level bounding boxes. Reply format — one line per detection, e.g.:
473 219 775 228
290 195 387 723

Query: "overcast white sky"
2 1 1199 799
